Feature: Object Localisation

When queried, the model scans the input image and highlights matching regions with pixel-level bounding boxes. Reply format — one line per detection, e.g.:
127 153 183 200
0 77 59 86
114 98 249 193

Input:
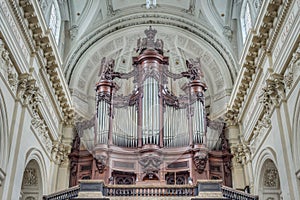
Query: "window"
49 2 61 44
241 2 253 43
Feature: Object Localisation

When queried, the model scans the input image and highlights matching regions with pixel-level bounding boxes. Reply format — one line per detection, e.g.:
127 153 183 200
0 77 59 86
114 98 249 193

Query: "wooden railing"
221 186 259 200
43 185 80 200
104 185 197 196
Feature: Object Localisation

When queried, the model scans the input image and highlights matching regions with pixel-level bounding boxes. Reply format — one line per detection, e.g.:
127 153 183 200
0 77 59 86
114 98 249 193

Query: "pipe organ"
95 26 207 149
70 26 232 187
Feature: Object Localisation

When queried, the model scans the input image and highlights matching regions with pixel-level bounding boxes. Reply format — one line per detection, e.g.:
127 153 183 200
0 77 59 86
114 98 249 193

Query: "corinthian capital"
51 141 71 166
225 109 238 126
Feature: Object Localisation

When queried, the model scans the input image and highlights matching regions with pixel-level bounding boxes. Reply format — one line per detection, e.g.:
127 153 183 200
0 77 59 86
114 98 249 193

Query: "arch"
23 148 48 195
292 91 300 179
20 160 43 200
64 12 238 84
0 89 9 181
254 148 281 199
65 20 238 119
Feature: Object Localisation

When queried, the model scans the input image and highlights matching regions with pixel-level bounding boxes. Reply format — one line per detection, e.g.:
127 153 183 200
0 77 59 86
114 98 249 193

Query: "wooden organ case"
69 26 232 187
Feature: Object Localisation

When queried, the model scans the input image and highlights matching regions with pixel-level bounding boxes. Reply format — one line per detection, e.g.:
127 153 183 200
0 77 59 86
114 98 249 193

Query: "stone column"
243 144 254 193
225 123 246 190
54 125 73 190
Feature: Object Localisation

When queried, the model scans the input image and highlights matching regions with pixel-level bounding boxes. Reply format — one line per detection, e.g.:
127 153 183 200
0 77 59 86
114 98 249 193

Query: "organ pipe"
94 26 207 149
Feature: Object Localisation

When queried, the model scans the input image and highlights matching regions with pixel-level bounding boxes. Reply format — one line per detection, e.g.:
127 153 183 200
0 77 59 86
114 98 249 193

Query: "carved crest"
94 155 107 174
193 150 208 174
139 154 162 179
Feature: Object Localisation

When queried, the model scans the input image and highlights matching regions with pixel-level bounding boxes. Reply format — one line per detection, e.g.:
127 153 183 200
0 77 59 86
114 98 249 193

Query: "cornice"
226 0 290 125
13 0 74 125
64 12 238 85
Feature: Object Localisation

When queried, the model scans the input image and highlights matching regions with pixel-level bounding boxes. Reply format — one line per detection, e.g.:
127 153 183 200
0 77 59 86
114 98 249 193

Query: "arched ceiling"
64 0 239 120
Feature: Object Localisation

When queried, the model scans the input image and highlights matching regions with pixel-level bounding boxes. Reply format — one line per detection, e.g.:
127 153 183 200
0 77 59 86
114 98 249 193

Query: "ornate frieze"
51 141 71 166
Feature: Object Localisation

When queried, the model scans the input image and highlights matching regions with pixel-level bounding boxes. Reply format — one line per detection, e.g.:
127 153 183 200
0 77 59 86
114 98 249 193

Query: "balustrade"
104 185 196 197
43 183 260 200
43 186 79 200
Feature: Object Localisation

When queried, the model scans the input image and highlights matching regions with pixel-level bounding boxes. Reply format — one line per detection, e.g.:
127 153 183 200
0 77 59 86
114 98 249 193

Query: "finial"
144 26 157 40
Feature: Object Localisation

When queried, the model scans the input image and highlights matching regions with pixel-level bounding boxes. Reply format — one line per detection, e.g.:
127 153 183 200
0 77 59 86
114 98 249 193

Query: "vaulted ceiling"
62 0 243 119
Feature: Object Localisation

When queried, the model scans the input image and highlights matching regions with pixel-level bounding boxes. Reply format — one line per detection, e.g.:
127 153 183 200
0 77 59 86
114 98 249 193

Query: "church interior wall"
0 0 299 199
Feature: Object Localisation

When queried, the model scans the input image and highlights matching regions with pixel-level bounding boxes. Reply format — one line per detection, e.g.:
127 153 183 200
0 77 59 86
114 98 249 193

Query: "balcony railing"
43 185 79 200
221 186 259 200
104 185 196 197
43 181 259 200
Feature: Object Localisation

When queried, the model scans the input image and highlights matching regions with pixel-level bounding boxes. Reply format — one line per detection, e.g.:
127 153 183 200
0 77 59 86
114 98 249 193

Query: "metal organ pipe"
192 100 205 144
142 77 160 145
97 100 109 144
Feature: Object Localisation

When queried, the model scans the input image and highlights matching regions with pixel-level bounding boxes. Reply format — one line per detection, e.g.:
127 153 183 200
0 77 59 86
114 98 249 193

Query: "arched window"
49 2 61 44
241 2 253 43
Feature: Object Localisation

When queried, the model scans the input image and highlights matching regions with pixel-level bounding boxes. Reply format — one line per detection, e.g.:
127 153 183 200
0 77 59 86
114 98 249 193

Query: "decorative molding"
9 0 75 126
228 0 289 123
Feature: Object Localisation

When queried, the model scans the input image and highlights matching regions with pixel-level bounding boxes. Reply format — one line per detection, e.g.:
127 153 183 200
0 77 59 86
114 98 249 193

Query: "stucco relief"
0 39 18 91
264 168 278 188
263 160 279 189
284 43 300 91
23 168 38 186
